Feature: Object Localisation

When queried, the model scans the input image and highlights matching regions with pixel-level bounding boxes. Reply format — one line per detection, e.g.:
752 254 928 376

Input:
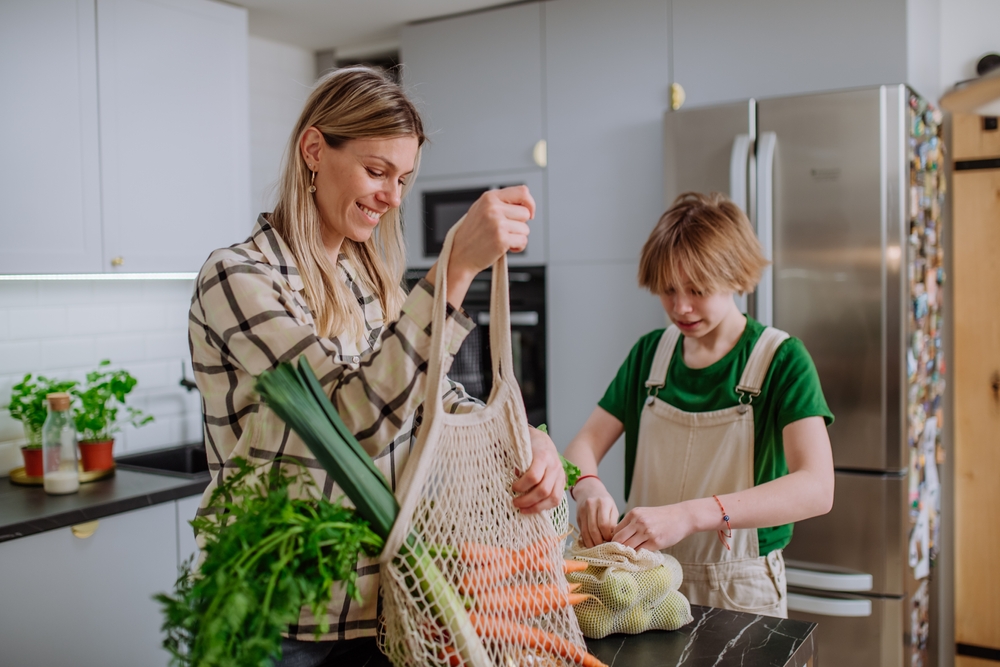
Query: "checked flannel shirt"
188 215 481 641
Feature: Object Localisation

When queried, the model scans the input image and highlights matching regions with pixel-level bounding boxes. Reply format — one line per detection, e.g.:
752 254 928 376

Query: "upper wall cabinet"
401 3 544 179
97 0 250 273
0 0 249 275
670 0 909 108
0 0 103 274
544 0 670 263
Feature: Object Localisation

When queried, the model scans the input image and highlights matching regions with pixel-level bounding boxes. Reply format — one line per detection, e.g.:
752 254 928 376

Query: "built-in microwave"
422 184 519 257
402 169 547 268
405 265 547 427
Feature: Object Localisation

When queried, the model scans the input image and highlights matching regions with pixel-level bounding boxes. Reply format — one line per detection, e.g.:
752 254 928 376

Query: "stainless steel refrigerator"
663 85 946 667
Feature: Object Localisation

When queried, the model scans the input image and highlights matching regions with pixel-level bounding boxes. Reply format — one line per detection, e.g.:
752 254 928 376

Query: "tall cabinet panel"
544 0 670 263
400 3 544 179
97 0 250 273
671 0 908 108
0 0 103 274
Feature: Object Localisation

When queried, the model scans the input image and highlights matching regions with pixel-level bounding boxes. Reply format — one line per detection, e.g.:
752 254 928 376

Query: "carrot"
474 583 574 617
568 582 582 593
468 613 608 667
563 559 588 574
460 559 520 594
459 542 513 564
568 593 591 606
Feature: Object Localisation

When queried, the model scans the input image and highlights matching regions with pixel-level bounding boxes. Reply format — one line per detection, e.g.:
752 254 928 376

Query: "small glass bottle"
42 392 79 495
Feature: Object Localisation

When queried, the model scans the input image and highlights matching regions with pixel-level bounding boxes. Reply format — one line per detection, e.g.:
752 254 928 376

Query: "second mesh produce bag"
378 220 595 667
567 539 694 638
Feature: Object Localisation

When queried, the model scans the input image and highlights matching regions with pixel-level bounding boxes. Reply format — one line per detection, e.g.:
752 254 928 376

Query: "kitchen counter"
0 468 209 543
345 605 816 666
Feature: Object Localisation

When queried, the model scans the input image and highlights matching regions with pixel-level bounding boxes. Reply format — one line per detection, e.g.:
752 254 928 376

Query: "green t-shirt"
598 316 834 556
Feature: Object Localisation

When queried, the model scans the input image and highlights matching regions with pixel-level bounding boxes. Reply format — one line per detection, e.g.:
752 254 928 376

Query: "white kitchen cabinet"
400 3 544 179
0 502 178 667
176 492 201 567
544 0 670 263
0 0 249 276
546 261 665 509
0 0 103 274
670 0 914 108
97 0 250 273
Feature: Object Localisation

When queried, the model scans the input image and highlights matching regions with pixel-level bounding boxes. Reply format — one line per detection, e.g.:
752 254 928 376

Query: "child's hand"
574 479 619 548
612 504 694 552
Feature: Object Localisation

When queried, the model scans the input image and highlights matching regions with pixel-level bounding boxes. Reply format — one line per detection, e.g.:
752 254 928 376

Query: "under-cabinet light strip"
0 273 198 281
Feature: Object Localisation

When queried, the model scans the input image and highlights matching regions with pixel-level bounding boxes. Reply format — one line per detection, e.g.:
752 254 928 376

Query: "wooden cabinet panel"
952 167 1000 651
0 0 103 274
401 3 544 179
0 503 177 666
97 0 250 273
952 113 1000 160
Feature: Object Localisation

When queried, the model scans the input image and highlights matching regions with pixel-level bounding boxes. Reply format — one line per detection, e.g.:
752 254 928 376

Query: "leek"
256 359 491 667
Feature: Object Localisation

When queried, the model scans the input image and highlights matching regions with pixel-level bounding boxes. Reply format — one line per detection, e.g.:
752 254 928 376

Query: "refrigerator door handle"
786 566 874 592
730 133 753 315
729 133 753 212
755 131 777 327
787 592 873 618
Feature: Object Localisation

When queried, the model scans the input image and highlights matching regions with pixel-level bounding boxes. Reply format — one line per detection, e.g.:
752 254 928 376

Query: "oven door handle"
477 311 539 327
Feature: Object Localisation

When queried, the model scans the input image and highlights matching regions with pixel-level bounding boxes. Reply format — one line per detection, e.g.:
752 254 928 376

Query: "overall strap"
736 327 790 399
644 326 682 395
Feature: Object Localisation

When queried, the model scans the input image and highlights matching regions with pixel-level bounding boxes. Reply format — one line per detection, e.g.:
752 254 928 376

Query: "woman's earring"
308 170 317 194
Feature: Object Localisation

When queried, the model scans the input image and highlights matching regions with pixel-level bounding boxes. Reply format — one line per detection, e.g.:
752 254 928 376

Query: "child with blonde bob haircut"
564 192 835 618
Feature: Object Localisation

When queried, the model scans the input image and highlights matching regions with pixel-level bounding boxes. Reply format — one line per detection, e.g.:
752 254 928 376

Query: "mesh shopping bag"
378 220 593 667
567 539 693 638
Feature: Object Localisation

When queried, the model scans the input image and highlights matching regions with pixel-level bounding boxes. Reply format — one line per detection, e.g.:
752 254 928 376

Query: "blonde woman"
189 67 564 666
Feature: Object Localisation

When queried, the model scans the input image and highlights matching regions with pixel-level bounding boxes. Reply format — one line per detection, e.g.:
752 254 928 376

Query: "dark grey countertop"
342 605 815 667
0 468 209 543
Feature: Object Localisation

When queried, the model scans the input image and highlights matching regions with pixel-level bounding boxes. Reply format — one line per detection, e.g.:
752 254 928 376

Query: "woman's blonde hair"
638 192 768 295
270 66 425 340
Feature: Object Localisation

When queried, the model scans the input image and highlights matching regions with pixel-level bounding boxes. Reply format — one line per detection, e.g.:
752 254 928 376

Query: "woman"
189 67 565 665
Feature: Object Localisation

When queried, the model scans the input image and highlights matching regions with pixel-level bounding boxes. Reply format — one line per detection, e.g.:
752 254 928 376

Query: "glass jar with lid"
42 392 79 495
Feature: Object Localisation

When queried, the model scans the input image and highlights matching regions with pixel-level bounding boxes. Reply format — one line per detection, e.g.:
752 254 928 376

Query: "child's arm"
612 416 834 551
564 406 625 547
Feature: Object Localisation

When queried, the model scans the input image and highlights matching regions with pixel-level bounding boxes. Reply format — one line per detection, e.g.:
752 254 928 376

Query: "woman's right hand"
424 186 535 307
574 477 620 548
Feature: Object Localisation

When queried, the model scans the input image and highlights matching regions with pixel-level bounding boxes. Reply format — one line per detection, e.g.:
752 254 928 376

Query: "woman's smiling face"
303 131 419 250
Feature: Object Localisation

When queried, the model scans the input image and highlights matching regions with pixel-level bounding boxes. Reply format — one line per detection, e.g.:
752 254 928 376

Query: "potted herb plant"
72 360 153 471
6 374 78 476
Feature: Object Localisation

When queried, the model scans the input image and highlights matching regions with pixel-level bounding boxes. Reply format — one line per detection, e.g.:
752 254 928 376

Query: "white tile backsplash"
0 278 197 474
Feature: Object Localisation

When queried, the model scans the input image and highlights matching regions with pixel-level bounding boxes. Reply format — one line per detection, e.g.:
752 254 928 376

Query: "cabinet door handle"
71 521 99 539
670 82 686 110
533 140 547 168
110 256 124 267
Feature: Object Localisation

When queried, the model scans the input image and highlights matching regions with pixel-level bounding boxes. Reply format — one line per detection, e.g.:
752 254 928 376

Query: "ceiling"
229 0 514 53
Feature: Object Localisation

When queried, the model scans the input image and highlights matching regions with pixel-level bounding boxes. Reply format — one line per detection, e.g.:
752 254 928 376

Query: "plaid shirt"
188 216 481 641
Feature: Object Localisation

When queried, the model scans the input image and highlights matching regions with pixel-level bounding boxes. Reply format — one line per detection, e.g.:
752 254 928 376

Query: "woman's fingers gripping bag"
567 539 693 638
377 220 599 667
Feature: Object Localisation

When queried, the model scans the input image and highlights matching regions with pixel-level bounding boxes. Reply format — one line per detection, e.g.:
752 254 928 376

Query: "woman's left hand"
511 428 566 513
612 504 694 551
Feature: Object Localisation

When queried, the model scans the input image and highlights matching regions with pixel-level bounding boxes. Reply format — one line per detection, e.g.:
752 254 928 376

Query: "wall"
0 279 199 474
248 35 316 217
940 0 1000 91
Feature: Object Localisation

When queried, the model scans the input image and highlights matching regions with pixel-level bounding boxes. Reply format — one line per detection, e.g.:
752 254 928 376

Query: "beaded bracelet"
713 495 733 551
569 474 601 501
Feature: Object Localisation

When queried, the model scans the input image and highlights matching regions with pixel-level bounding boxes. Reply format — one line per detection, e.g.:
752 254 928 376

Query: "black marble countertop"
341 605 816 667
0 468 209 543
586 605 816 667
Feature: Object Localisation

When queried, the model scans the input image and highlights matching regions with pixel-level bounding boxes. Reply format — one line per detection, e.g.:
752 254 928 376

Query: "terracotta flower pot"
78 439 115 472
21 446 43 477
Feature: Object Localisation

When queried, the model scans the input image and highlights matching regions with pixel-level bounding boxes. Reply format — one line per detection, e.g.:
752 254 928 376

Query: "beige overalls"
626 324 790 618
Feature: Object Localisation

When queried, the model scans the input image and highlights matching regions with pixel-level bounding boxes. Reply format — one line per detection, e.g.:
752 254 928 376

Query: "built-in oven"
405 266 547 427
